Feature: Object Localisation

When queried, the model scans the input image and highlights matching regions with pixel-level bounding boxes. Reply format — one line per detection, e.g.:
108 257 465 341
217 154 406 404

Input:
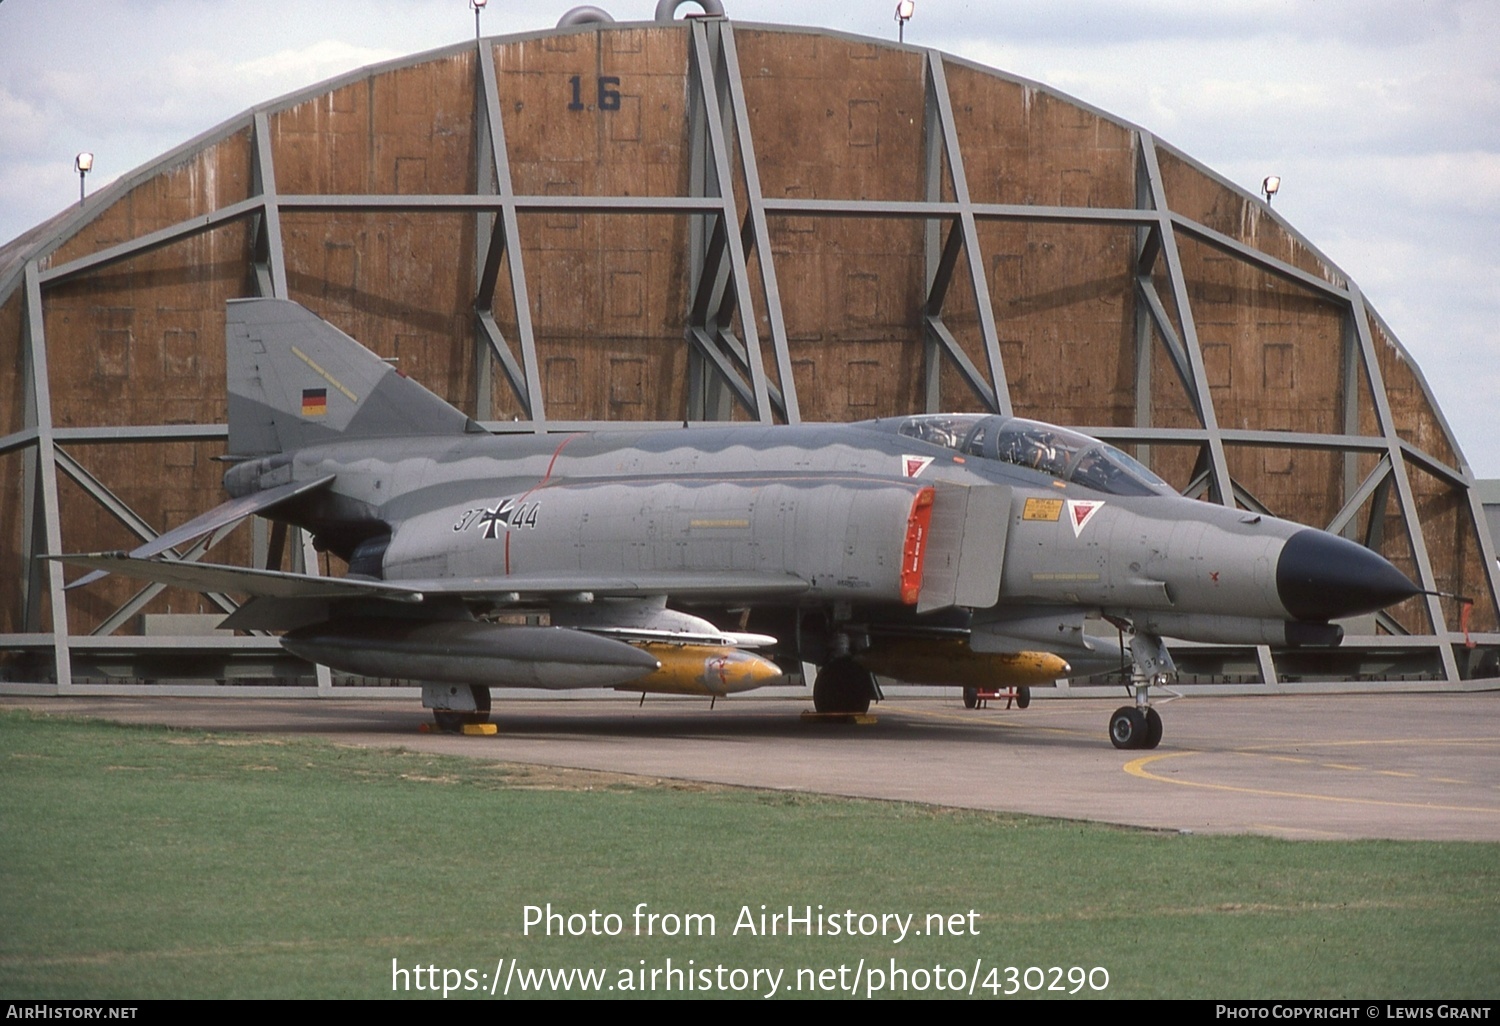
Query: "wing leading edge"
48 551 810 605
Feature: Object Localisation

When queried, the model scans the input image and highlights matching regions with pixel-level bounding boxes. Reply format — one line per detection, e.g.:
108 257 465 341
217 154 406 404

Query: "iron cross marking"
478 499 516 540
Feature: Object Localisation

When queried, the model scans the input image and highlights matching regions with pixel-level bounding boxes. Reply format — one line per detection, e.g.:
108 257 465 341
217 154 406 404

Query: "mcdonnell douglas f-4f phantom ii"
58 298 1420 748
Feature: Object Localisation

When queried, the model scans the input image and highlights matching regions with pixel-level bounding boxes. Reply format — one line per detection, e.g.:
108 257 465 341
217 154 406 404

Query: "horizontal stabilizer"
65 475 335 590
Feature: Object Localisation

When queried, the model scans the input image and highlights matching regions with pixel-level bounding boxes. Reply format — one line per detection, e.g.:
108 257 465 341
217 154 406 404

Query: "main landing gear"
1108 631 1174 751
424 683 492 733
812 657 877 714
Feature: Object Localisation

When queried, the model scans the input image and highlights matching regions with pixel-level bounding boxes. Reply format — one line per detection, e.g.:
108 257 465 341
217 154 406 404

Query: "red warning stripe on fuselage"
901 486 935 605
504 434 577 575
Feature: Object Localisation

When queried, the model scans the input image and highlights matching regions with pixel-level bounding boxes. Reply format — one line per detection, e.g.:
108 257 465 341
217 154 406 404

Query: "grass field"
1 708 1497 999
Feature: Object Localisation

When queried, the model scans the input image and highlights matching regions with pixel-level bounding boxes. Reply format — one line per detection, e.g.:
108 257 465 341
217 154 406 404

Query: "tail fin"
226 298 481 457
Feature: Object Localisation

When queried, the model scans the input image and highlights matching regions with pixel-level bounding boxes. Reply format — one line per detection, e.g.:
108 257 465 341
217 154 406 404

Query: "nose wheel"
1108 705 1163 750
1107 630 1174 749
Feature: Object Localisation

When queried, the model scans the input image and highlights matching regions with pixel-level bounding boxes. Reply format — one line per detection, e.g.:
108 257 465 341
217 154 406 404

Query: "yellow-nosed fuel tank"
857 637 1069 687
620 644 787 696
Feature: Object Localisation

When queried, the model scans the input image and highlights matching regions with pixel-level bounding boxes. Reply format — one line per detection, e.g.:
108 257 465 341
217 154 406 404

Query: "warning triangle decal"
1067 499 1104 537
902 454 934 479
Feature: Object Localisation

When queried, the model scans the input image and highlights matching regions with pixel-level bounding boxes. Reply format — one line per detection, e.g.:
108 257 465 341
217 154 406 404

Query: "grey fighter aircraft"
56 298 1421 748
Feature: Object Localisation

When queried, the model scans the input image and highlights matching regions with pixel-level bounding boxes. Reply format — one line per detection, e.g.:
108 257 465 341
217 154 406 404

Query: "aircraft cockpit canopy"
884 414 1175 497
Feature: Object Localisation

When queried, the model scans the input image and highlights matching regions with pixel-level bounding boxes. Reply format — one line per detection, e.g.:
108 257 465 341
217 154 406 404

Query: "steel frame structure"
2 13 1496 693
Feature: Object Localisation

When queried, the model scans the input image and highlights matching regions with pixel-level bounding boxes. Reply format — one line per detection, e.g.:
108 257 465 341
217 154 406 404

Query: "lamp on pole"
895 0 913 42
74 152 93 207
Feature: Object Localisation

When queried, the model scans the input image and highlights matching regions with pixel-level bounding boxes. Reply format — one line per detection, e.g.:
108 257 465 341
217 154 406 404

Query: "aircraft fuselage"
63 300 1422 747
224 416 1410 651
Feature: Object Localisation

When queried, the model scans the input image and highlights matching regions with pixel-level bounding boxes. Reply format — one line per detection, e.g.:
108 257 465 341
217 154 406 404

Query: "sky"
1 0 1496 476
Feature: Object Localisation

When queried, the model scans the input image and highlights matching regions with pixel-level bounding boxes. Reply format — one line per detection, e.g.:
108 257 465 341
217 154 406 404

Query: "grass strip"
1 708 1496 999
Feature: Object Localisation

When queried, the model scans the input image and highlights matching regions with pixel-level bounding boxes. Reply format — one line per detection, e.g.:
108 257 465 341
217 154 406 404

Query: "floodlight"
895 0 914 41
1261 175 1281 204
75 151 93 206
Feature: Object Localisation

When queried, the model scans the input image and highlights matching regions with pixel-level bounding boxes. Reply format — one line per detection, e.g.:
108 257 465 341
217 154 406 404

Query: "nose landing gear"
1108 631 1174 750
1108 704 1163 750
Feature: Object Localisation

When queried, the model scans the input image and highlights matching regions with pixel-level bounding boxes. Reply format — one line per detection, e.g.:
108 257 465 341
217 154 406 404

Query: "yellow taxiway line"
1123 747 1500 817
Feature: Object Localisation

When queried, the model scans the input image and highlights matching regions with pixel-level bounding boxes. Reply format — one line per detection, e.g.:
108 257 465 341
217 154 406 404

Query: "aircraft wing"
52 552 420 601
48 552 810 604
65 474 337 590
409 570 811 601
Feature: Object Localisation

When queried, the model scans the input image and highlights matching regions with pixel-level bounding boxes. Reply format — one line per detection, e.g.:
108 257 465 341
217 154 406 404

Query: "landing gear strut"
1108 632 1173 750
813 657 876 714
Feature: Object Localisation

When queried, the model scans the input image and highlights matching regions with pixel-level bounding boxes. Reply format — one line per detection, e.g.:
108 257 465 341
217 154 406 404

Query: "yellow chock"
462 723 498 736
799 711 878 725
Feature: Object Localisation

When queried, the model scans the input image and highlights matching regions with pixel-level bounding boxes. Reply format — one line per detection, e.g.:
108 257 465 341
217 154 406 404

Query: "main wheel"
1143 707 1163 749
813 658 875 714
962 687 979 709
433 709 479 732
432 685 491 732
1109 706 1147 749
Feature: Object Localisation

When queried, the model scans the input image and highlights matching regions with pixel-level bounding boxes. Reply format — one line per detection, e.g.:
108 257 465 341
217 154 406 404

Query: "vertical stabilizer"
226 298 479 456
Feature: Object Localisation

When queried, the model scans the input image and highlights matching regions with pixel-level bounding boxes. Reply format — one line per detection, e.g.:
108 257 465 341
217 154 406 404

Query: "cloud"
897 0 1479 48
1 0 1495 472
0 11 411 245
0 81 55 159
233 40 405 94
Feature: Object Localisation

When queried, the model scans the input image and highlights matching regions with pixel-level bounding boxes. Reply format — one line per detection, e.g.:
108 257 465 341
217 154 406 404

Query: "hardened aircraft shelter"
1 2 1496 693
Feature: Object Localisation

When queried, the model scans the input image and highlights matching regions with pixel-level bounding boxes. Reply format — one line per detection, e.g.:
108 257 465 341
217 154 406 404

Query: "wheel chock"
799 711 878 725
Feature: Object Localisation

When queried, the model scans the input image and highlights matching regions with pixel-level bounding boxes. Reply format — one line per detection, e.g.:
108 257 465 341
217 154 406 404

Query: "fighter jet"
56 298 1420 748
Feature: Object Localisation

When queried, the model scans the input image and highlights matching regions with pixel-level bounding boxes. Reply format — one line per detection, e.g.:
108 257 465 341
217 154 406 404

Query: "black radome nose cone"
1276 529 1420 621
